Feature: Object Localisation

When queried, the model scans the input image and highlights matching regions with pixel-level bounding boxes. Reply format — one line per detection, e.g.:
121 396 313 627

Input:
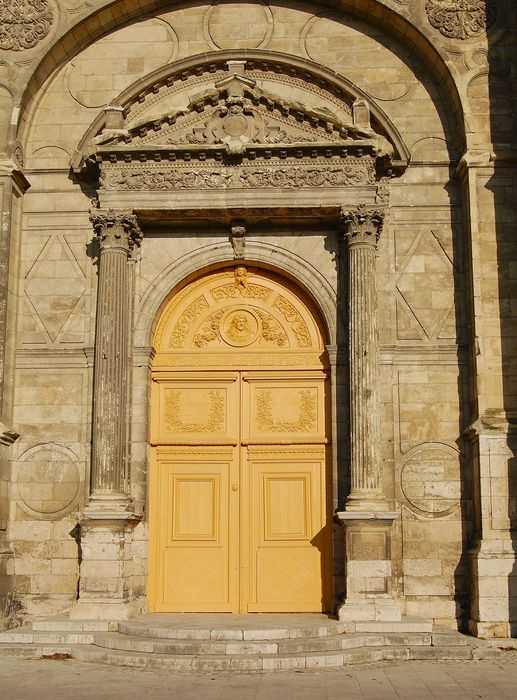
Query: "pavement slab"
1 654 517 699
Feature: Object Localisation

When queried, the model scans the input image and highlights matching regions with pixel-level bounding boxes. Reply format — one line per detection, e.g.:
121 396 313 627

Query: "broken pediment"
87 61 393 159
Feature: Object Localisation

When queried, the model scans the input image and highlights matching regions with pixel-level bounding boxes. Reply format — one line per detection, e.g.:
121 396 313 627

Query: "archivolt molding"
16 0 464 150
134 241 338 349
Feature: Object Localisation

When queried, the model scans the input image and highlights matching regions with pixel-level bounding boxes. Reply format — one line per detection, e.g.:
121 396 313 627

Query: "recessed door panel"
150 449 239 612
246 449 328 612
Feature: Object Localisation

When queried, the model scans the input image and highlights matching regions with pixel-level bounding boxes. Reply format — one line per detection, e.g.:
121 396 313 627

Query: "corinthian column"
341 205 384 510
336 204 401 625
71 210 143 620
88 209 142 510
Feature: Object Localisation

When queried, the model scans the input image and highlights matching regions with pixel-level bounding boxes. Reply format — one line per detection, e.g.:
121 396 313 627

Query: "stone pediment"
91 62 392 159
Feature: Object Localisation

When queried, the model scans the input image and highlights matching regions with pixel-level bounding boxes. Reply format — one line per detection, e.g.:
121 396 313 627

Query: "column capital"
340 205 384 247
90 208 143 253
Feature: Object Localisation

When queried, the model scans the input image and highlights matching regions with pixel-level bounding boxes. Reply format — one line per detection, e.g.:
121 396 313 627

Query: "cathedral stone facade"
0 0 515 638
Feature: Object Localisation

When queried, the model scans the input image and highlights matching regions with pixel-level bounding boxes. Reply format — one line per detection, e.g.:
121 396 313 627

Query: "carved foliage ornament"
341 205 384 247
425 0 496 40
0 0 54 51
90 209 143 252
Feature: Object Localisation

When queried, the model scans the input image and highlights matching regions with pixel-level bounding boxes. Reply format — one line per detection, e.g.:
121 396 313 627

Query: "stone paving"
1 655 517 699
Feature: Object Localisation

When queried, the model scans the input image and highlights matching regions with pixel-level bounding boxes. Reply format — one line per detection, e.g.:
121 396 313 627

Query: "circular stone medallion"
220 308 261 347
17 445 80 518
401 446 461 516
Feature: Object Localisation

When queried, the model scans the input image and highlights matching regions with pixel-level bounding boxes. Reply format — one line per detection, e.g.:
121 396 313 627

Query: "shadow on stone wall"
486 0 517 637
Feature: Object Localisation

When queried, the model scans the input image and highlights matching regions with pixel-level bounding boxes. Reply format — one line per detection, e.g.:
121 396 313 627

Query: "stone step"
92 631 436 656
31 619 113 632
0 638 499 671
0 630 96 645
73 642 486 671
116 618 347 641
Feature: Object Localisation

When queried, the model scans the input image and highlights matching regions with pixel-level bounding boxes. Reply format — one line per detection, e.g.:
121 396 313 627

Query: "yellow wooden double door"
148 267 331 613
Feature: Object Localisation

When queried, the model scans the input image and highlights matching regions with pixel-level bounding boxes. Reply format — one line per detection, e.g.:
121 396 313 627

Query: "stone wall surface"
0 0 513 635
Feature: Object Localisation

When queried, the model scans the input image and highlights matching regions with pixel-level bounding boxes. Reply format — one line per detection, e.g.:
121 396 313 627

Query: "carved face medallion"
220 308 260 347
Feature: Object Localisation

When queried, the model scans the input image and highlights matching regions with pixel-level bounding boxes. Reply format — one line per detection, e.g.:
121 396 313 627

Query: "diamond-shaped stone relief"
395 230 456 341
24 235 86 344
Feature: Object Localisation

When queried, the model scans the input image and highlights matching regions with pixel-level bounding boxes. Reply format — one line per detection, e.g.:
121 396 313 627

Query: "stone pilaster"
0 160 27 630
71 209 143 620
337 205 401 624
341 205 384 510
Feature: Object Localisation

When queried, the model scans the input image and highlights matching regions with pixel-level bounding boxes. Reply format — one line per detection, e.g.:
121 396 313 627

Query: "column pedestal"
70 511 143 620
467 414 517 638
336 511 401 626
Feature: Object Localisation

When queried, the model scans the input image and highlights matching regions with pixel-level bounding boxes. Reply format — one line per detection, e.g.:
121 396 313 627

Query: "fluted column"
341 205 384 510
89 209 142 510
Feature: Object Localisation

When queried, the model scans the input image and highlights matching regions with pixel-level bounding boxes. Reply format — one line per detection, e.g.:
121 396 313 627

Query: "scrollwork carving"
274 296 311 348
425 0 496 41
99 159 375 191
0 0 54 51
168 296 209 348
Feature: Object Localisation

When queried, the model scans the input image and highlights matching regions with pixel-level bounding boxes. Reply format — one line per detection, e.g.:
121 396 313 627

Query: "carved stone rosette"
341 205 384 508
0 0 54 51
425 0 496 41
89 209 142 507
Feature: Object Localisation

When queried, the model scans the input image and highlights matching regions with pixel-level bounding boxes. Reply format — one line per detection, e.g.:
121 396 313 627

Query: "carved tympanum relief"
425 0 496 40
0 0 54 51
153 267 325 368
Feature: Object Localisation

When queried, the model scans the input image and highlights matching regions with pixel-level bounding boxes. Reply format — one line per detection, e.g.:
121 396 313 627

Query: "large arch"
15 0 465 152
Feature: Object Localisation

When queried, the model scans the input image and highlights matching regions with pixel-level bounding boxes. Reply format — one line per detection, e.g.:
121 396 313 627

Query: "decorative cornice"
425 0 496 41
340 204 384 247
0 0 54 51
90 209 142 252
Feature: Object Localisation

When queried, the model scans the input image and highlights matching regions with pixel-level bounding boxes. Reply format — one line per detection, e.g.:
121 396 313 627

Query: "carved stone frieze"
425 0 496 41
99 157 376 192
0 0 54 51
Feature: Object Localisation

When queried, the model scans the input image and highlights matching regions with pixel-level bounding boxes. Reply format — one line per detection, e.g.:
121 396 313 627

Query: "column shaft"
342 206 384 508
89 210 142 505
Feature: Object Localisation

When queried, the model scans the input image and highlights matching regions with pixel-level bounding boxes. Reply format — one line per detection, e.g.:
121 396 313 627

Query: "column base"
70 597 145 621
335 510 401 625
468 539 517 639
76 505 142 617
338 596 402 623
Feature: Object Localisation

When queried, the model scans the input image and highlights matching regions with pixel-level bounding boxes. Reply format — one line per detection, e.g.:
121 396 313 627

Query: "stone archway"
70 51 406 621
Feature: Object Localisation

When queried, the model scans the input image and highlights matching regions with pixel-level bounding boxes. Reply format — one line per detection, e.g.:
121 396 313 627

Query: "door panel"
246 448 328 612
151 449 239 612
